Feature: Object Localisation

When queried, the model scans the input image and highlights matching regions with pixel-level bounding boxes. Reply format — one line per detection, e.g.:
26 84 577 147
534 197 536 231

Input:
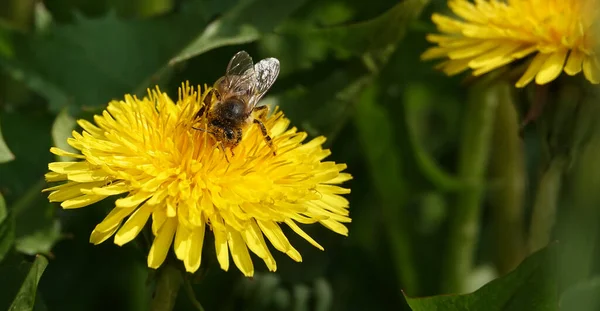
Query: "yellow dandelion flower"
43 83 351 277
421 0 600 87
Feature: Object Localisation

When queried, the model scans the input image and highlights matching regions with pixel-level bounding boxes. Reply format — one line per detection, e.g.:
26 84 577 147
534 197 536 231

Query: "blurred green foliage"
0 0 599 310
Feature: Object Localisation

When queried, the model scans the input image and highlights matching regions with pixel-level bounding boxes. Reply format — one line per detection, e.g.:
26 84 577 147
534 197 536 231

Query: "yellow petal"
48 162 91 174
45 172 67 182
564 49 584 75
114 203 153 246
184 223 205 273
583 56 600 84
467 42 521 68
535 49 568 85
516 53 551 88
77 119 104 137
94 205 137 232
284 219 324 251
173 223 191 260
447 40 498 60
47 181 104 201
152 209 167 235
257 220 291 253
242 221 276 272
440 59 471 75
422 47 455 60
147 217 177 269
90 222 120 244
214 228 230 271
49 147 84 159
116 192 153 208
228 229 254 277
61 194 107 209
83 182 130 196
320 219 349 236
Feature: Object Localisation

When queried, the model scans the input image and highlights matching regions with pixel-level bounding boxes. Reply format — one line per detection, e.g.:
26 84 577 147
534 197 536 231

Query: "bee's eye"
225 129 234 140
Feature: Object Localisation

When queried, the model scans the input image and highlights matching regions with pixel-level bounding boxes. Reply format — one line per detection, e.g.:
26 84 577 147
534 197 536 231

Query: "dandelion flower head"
422 0 600 87
44 83 351 276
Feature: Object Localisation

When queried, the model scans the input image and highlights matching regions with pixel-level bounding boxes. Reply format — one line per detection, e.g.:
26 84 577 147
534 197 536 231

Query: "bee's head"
208 120 242 147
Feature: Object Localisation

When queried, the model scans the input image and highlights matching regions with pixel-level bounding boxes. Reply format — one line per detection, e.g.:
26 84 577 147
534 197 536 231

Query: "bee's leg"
218 141 231 163
253 105 269 120
253 119 276 156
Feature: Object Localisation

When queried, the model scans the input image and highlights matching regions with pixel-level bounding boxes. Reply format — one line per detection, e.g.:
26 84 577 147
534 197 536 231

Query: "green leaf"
8 255 49 311
170 0 308 64
273 71 371 140
300 0 429 58
15 217 61 256
405 245 558 311
0 120 15 163
13 181 62 256
1 0 308 112
560 277 600 311
0 7 210 112
0 215 15 263
51 109 77 160
0 192 6 225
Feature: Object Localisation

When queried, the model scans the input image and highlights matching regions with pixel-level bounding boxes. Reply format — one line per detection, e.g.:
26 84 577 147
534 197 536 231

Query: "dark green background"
0 0 599 310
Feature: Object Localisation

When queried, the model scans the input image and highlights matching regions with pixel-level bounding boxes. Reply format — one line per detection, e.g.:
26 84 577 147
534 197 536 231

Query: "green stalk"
557 97 600 289
527 157 565 254
354 85 418 293
489 84 526 274
441 83 500 293
150 264 183 311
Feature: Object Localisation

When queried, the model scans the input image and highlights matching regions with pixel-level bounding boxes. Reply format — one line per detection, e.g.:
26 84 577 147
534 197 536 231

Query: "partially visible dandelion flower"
43 83 351 276
421 0 600 87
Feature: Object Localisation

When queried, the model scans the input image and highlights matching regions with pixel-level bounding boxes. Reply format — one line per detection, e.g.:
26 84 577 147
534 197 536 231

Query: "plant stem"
150 264 183 311
527 157 565 254
557 97 600 289
442 83 500 293
354 85 418 293
489 83 526 274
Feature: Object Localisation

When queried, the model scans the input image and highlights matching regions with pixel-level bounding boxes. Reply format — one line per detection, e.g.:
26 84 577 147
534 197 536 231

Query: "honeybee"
194 51 280 158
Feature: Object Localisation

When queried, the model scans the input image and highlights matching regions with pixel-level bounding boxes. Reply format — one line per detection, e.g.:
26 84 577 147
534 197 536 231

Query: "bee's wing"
248 57 280 109
220 51 256 96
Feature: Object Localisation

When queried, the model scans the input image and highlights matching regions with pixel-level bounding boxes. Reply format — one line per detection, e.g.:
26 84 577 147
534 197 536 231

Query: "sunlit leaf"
0 120 15 163
12 182 62 256
271 70 370 139
170 0 308 64
8 255 49 311
299 0 429 58
15 218 61 256
0 7 209 112
405 245 558 311
51 109 77 161
0 215 15 263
